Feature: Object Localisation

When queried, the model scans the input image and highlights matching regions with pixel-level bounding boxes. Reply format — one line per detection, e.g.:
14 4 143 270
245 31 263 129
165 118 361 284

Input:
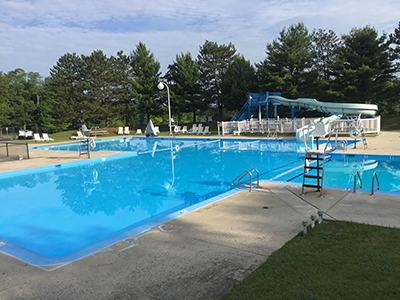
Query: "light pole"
157 81 172 135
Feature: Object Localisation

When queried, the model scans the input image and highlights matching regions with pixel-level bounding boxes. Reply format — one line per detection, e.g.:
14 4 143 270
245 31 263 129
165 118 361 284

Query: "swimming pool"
1 137 399 265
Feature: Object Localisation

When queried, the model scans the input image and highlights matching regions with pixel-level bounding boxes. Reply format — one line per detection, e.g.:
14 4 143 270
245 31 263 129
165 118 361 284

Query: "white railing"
331 115 380 134
218 117 320 136
218 116 381 136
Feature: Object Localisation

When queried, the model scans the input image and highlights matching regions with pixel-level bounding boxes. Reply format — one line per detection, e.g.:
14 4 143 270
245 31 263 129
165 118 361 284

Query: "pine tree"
130 42 161 125
197 40 236 121
165 52 203 122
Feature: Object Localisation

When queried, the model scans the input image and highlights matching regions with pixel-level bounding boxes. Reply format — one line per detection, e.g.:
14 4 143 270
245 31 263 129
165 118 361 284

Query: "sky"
1 0 399 78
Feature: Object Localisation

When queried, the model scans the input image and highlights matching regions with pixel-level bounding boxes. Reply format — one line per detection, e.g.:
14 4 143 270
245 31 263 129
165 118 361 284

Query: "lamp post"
157 81 172 135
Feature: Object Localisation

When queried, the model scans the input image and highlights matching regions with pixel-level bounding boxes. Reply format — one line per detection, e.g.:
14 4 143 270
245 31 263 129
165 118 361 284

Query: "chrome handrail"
353 170 362 193
371 171 380 195
231 168 259 192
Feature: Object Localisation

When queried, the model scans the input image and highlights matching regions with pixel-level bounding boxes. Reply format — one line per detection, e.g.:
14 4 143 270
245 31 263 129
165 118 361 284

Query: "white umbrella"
145 119 157 137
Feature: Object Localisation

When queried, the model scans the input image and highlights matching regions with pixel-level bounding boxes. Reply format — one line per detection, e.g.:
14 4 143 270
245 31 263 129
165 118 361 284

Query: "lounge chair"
33 133 43 142
118 127 123 134
189 124 198 134
135 129 142 135
71 131 84 139
181 126 188 133
200 117 205 122
174 126 181 135
124 127 130 134
154 126 160 135
207 116 213 122
197 125 204 135
203 126 211 135
42 133 54 141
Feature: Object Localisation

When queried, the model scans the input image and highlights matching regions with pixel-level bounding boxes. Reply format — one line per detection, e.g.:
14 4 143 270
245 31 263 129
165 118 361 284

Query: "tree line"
1 22 400 132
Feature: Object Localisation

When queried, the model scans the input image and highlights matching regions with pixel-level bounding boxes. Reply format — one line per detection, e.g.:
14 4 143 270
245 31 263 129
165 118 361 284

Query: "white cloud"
1 0 399 77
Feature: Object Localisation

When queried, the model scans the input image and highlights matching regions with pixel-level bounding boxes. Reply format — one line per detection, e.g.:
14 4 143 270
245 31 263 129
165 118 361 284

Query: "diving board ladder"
300 126 335 197
301 150 327 197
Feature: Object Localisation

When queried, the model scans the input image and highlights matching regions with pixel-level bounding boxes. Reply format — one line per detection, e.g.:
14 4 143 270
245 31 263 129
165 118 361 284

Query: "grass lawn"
220 221 400 300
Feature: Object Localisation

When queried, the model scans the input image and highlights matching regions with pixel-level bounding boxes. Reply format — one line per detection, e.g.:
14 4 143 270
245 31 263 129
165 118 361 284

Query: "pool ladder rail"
353 170 380 195
231 168 260 192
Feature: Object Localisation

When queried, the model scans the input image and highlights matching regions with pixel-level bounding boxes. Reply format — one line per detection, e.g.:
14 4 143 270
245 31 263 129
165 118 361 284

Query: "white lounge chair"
71 131 84 139
135 129 142 135
174 126 181 135
189 124 198 134
203 126 211 135
33 133 43 142
154 126 160 135
181 126 188 133
118 127 123 134
124 127 130 134
42 133 54 141
207 116 213 122
197 125 204 135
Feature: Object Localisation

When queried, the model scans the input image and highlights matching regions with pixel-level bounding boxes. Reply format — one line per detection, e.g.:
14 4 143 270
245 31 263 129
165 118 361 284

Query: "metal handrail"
371 171 380 195
231 168 259 192
353 170 362 193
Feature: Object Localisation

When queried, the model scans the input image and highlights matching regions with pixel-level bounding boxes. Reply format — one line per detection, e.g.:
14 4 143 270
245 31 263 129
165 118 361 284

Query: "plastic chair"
203 126 211 135
33 133 43 142
181 126 188 133
135 129 142 135
124 127 130 134
118 127 123 134
42 133 54 141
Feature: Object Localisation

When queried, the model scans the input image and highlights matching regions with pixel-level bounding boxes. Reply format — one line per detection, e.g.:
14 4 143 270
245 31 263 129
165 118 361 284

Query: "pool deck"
1 132 400 300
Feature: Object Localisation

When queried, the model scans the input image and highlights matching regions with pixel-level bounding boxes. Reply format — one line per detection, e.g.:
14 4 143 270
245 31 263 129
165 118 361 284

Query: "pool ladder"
353 170 380 195
231 168 259 192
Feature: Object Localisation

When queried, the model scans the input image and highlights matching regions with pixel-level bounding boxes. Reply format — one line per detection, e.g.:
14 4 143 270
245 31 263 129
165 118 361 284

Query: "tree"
114 51 137 126
330 26 397 110
6 69 41 128
81 50 117 127
256 22 314 98
0 72 10 126
197 40 237 121
220 55 258 114
312 29 341 81
47 53 87 129
130 42 161 125
165 52 203 122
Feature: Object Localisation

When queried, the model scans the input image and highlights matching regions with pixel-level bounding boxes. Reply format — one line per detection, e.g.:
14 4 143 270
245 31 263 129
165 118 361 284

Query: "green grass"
220 221 400 300
381 115 400 131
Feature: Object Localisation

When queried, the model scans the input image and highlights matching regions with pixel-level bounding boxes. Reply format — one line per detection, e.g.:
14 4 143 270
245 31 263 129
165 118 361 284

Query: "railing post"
26 142 30 159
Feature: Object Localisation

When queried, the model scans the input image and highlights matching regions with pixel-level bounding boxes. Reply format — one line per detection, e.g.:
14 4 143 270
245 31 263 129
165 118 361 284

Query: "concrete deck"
1 132 399 300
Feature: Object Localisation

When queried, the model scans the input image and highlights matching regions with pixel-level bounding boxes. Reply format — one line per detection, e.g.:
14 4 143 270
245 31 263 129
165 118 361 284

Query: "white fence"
218 116 381 136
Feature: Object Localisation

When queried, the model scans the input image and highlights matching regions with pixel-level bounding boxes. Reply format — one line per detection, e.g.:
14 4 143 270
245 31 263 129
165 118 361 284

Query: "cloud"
1 0 399 77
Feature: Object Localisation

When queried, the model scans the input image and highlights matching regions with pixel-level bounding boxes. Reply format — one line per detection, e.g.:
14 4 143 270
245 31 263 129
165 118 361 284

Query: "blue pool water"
1 137 399 265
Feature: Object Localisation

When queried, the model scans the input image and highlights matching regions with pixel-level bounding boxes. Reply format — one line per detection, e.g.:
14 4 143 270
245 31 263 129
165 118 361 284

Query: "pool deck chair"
42 133 54 141
33 133 44 142
197 125 204 135
135 129 143 135
189 124 198 134
118 127 123 134
207 116 213 122
124 127 130 134
154 126 160 135
71 131 84 139
203 126 211 135
181 126 188 133
174 126 181 135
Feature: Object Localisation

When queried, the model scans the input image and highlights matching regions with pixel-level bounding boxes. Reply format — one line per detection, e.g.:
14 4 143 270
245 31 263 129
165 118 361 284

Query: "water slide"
269 96 378 117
